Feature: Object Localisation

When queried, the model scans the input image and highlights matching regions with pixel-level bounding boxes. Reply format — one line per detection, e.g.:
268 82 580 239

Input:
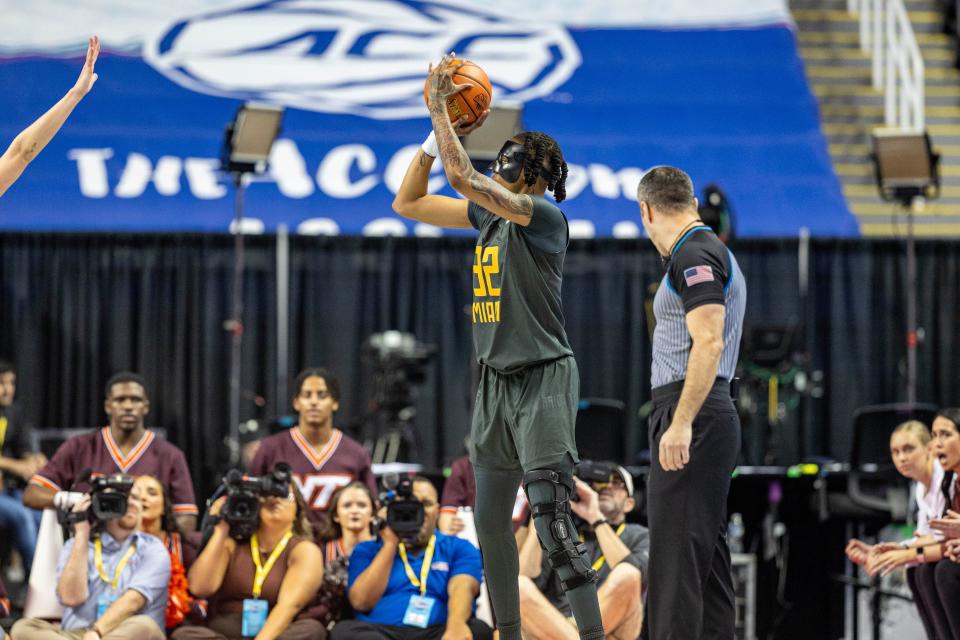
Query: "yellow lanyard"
0 416 7 450
94 536 138 591
584 523 626 572
398 535 436 596
250 531 293 599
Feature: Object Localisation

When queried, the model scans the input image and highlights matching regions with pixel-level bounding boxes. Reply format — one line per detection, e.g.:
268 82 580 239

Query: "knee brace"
523 469 598 591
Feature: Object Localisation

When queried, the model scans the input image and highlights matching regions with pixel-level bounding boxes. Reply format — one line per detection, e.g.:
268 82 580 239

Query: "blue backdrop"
0 1 858 236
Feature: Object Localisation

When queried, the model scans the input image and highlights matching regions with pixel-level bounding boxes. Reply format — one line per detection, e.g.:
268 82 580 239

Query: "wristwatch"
590 517 609 531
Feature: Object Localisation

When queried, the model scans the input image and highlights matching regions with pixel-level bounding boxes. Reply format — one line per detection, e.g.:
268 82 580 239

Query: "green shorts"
468 355 580 471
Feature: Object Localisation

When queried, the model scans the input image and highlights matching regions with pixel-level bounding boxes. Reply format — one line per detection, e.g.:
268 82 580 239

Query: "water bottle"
727 512 745 554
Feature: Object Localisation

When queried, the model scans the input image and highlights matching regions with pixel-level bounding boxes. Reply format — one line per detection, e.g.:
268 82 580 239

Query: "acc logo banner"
144 0 581 119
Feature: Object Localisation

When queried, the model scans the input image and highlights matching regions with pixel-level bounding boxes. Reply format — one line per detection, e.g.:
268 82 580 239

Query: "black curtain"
1 233 958 495
808 239 960 457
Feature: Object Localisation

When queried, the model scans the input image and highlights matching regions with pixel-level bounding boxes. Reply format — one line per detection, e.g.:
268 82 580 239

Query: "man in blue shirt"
11 474 170 640
333 476 493 640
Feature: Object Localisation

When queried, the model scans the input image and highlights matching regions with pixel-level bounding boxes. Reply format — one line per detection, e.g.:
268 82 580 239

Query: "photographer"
518 463 647 640
333 477 492 640
11 475 170 640
24 372 198 531
172 478 325 640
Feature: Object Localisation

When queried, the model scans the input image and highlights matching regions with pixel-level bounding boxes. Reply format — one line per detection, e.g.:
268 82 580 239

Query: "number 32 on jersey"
472 245 501 324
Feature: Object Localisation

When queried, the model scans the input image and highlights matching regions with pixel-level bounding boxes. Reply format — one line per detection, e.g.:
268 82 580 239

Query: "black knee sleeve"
523 468 598 591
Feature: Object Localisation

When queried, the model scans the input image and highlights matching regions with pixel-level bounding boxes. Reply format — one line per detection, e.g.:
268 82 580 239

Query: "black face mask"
489 141 553 185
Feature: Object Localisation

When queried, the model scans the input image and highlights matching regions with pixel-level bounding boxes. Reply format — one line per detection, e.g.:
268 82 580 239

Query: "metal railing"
847 0 925 131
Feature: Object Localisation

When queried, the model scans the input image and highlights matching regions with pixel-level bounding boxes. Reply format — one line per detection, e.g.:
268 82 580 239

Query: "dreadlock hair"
514 131 568 203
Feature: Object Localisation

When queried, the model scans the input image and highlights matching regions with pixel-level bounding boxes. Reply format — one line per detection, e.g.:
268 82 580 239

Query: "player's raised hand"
426 52 469 107
453 109 490 136
72 35 100 98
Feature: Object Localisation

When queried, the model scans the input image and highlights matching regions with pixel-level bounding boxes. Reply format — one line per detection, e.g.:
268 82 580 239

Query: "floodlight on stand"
462 103 524 173
220 102 284 176
220 102 283 469
869 128 939 408
871 128 940 207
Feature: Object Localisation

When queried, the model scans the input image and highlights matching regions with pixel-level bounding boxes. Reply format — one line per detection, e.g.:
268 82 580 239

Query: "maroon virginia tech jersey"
441 455 529 531
30 427 198 517
249 427 377 531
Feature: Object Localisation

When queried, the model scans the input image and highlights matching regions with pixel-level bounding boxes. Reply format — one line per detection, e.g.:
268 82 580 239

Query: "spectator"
134 475 203 632
841 420 946 640
518 463 647 640
333 476 493 640
11 475 170 640
250 369 377 535
310 482 377 628
0 360 45 575
23 372 198 531
912 408 960 640
439 455 528 540
172 482 325 640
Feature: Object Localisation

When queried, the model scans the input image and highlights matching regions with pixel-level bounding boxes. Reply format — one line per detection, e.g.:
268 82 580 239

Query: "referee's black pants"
644 379 740 640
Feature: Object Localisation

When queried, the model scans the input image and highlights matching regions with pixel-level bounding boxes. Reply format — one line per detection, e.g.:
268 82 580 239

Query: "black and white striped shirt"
651 226 746 389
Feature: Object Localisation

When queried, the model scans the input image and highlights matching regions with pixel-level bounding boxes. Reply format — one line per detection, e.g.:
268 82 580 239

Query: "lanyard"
94 536 138 591
398 535 436 596
583 523 626 571
0 415 6 450
250 531 293 599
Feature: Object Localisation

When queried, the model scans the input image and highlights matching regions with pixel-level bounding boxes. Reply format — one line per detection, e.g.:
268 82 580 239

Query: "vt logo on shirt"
472 245 502 324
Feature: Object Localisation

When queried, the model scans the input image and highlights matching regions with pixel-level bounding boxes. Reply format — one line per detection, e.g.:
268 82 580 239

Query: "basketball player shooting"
393 53 606 640
0 35 100 198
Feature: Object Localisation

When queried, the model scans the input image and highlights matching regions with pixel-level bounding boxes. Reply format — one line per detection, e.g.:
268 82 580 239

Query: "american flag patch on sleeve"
683 265 714 286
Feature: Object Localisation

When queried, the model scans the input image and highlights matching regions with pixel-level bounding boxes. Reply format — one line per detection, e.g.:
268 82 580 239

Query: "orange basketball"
423 60 492 125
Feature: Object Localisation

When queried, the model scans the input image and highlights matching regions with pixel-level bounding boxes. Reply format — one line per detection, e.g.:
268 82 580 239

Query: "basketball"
423 59 492 125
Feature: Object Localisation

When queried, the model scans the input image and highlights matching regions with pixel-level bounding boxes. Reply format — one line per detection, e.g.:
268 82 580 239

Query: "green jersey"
467 196 573 373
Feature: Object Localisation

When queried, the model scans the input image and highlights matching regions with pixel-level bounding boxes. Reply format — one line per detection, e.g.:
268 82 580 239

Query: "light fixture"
870 128 939 407
221 102 284 175
871 129 940 207
220 102 283 466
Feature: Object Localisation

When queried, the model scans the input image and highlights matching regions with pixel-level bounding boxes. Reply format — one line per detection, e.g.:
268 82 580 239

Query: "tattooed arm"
426 55 535 227
393 65 489 229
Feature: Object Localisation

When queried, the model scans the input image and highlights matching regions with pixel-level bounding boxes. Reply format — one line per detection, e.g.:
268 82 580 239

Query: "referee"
636 167 746 640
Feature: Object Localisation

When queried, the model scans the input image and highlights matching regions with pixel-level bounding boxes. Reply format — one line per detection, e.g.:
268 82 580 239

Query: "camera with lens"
220 462 293 539
575 460 618 488
59 473 134 526
380 473 424 540
364 331 436 413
